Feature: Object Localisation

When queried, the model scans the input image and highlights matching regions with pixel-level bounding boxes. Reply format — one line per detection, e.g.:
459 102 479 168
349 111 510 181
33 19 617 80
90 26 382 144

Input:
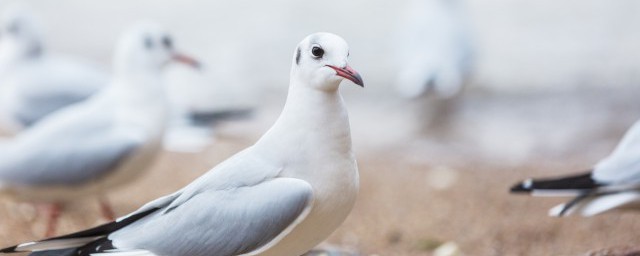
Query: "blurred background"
1 0 640 255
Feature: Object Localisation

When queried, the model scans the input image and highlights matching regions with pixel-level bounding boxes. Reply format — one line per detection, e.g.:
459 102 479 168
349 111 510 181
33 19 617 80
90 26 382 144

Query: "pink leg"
44 203 62 238
98 197 115 221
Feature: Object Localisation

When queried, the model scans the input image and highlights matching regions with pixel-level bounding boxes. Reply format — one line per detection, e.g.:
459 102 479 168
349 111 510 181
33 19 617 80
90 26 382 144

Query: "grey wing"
593 154 640 185
0 129 142 186
12 57 107 126
593 121 640 184
109 178 313 256
13 91 92 126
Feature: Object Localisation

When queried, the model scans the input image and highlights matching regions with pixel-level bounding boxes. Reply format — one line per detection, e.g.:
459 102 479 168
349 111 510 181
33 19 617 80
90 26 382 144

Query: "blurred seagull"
161 43 256 152
394 0 473 99
0 5 109 132
0 22 199 237
0 32 363 256
511 120 640 217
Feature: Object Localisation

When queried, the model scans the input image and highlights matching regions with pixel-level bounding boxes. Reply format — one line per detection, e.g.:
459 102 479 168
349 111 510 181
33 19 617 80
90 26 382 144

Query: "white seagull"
0 32 363 256
0 5 108 132
394 0 473 99
511 120 640 217
0 22 199 237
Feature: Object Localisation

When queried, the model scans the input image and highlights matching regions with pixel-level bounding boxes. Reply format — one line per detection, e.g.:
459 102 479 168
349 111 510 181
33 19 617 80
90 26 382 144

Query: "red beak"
326 64 364 87
172 53 201 69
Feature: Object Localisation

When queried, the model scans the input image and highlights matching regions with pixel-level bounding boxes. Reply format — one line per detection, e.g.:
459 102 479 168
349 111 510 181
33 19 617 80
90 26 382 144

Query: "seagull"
0 5 108 132
511 120 640 217
0 32 364 256
394 0 473 99
0 22 199 237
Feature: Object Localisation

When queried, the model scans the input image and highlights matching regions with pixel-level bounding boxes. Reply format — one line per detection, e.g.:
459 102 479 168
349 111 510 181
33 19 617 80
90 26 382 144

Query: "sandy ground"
1 87 640 256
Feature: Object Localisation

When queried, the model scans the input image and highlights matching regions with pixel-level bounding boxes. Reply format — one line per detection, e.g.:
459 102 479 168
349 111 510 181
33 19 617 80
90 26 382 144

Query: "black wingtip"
510 180 533 193
509 170 599 194
0 245 17 253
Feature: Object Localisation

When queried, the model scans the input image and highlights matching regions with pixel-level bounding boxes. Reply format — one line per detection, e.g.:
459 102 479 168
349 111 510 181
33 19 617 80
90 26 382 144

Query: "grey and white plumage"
511 120 640 217
1 32 364 256
0 22 199 235
394 0 473 99
0 5 108 131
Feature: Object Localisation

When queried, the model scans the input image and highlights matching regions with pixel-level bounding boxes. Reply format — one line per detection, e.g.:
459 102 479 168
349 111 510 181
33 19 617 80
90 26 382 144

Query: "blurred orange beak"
326 64 364 87
172 53 201 69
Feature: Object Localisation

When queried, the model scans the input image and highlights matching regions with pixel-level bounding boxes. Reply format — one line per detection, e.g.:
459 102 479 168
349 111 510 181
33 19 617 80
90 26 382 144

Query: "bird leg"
43 203 62 238
98 196 115 221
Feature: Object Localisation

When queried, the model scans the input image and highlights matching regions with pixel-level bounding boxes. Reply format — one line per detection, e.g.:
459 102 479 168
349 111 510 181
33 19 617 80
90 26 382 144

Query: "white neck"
254 77 352 164
111 71 167 136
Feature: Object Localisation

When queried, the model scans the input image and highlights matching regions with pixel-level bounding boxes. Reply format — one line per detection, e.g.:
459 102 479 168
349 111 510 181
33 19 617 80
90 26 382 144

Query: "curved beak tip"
327 65 364 87
352 74 364 87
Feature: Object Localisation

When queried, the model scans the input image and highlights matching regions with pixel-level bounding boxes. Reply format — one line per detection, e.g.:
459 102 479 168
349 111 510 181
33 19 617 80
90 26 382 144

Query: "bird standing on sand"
0 5 108 132
511 120 640 217
0 22 199 237
1 32 363 256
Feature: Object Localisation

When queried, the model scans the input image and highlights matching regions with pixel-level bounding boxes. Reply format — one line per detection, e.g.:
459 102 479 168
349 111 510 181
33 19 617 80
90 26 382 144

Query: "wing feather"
110 178 313 256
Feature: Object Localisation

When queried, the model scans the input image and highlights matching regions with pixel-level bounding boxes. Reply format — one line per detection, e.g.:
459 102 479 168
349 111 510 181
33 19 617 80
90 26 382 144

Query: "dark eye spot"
162 36 173 49
144 36 153 49
295 47 301 65
311 46 324 58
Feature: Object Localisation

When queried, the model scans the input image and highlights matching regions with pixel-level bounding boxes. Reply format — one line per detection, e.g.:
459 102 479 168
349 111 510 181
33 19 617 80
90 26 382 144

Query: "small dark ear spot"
144 36 153 49
295 47 301 65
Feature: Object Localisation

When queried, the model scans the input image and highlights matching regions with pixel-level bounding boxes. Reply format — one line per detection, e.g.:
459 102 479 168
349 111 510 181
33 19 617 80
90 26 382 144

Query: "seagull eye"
311 46 324 58
162 36 173 49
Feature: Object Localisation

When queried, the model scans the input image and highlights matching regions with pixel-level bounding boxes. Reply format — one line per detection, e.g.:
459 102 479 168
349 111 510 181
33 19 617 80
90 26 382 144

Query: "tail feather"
548 192 640 217
580 192 640 216
549 194 590 217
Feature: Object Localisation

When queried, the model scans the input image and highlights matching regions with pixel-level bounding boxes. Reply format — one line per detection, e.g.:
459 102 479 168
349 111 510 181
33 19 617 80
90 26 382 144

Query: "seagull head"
0 5 43 62
291 32 363 91
114 22 200 75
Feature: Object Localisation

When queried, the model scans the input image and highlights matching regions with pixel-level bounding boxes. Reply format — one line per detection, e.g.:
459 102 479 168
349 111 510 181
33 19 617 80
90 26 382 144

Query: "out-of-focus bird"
0 5 109 132
511 120 640 217
0 32 363 256
394 0 473 99
0 22 199 237
159 39 257 152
